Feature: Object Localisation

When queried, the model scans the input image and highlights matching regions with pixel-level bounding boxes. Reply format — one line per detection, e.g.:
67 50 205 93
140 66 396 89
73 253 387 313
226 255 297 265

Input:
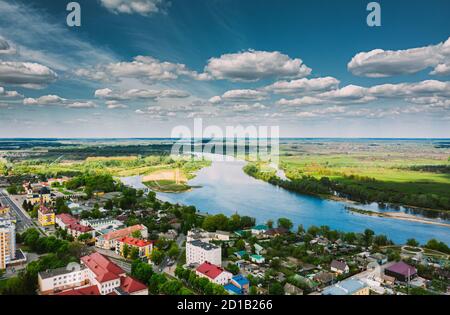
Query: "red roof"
386 261 417 277
196 262 226 280
81 252 125 283
103 225 146 241
56 213 78 225
56 285 100 296
120 276 147 293
118 236 153 247
57 213 93 233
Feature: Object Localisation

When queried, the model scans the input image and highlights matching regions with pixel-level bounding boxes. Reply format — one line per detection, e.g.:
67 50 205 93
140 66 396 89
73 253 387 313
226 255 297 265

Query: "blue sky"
0 0 449 137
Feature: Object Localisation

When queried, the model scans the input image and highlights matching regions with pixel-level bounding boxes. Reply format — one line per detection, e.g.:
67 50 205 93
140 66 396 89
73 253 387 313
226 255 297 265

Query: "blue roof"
224 283 243 295
232 275 250 286
252 225 268 230
322 279 367 295
235 250 248 257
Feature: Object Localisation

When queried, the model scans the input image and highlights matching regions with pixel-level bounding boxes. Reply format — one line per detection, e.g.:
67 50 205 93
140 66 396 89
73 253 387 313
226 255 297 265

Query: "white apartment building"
186 240 222 266
0 219 16 270
38 266 90 294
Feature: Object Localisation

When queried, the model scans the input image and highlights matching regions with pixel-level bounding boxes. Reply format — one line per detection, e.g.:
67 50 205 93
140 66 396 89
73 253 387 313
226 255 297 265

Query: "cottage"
330 260 349 274
384 261 417 282
284 283 303 295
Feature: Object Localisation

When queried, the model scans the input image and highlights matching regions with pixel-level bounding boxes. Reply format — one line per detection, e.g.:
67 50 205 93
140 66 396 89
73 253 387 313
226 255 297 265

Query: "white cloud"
106 100 128 109
0 61 57 89
204 50 311 82
277 96 326 106
0 37 16 55
23 94 97 109
94 87 190 101
0 86 22 98
368 80 450 98
221 89 268 102
99 0 165 16
348 37 450 77
77 55 207 83
23 95 65 106
208 95 222 104
265 77 340 95
66 101 97 109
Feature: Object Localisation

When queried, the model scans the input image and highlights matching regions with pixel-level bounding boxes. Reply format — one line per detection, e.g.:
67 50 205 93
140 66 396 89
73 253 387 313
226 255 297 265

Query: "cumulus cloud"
77 55 207 83
0 37 16 55
23 94 97 109
99 0 165 16
221 89 268 102
0 61 57 89
208 95 222 104
368 80 450 98
0 86 23 98
348 37 450 77
105 100 128 109
277 96 326 106
94 87 190 101
265 77 340 95
204 50 311 82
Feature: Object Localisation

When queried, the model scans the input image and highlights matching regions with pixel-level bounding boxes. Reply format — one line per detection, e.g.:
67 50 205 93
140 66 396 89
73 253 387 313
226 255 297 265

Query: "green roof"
252 225 268 231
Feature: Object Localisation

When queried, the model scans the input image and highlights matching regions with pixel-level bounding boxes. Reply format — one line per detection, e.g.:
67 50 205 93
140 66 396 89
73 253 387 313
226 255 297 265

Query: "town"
1 173 448 295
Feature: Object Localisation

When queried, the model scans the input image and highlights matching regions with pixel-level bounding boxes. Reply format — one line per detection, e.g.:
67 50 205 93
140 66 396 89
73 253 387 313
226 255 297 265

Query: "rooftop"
81 252 125 283
196 262 226 280
189 240 219 251
103 224 146 241
118 236 153 247
322 278 367 295
385 261 417 277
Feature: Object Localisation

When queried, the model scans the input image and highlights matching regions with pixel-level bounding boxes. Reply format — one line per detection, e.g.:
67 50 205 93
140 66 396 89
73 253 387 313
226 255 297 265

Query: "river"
155 160 449 245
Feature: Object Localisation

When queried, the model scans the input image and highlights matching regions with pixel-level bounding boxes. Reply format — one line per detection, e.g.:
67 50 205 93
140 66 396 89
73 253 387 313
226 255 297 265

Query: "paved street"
0 189 38 233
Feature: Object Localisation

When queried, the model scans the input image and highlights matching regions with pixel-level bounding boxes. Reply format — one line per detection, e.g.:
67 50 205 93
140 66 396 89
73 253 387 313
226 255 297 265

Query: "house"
322 278 369 295
196 262 232 285
313 271 334 285
80 218 125 232
384 261 417 282
369 253 388 265
158 229 178 241
330 260 349 274
284 283 303 295
95 225 148 250
38 252 148 295
214 230 230 241
27 187 54 205
234 250 248 259
187 228 212 242
0 205 10 216
56 213 94 238
251 225 268 235
116 237 153 259
254 243 265 255
186 240 222 266
224 275 249 295
264 227 289 237
38 205 55 227
250 254 265 264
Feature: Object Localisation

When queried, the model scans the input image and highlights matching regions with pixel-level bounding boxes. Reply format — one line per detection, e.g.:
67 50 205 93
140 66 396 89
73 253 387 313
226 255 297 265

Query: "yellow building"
26 187 54 206
0 206 10 216
0 219 16 270
38 205 55 227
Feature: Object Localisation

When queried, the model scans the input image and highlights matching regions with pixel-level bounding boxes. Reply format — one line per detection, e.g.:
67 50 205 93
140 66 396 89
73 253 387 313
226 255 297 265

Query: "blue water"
157 160 450 245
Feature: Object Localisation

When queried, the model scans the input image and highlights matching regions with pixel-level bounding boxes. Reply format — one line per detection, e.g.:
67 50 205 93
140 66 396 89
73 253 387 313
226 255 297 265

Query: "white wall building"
186 240 222 266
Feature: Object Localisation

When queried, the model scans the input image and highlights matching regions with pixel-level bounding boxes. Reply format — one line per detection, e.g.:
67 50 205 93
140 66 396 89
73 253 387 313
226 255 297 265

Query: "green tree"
122 244 130 258
269 282 284 295
277 218 293 230
406 238 419 247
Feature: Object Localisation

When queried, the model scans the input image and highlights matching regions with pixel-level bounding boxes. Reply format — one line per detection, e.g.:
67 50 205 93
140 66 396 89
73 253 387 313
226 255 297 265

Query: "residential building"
27 187 54 206
322 278 370 295
186 240 222 266
284 283 304 295
330 260 349 274
95 225 148 250
38 205 55 227
0 205 10 216
80 218 125 232
369 253 388 265
384 261 417 282
196 262 232 285
116 237 153 259
56 213 94 238
0 219 16 269
250 254 265 264
38 252 148 295
251 225 268 235
224 275 250 295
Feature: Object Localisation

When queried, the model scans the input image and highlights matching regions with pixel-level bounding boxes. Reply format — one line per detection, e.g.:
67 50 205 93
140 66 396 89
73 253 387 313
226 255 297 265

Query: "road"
0 190 37 233
160 234 186 275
